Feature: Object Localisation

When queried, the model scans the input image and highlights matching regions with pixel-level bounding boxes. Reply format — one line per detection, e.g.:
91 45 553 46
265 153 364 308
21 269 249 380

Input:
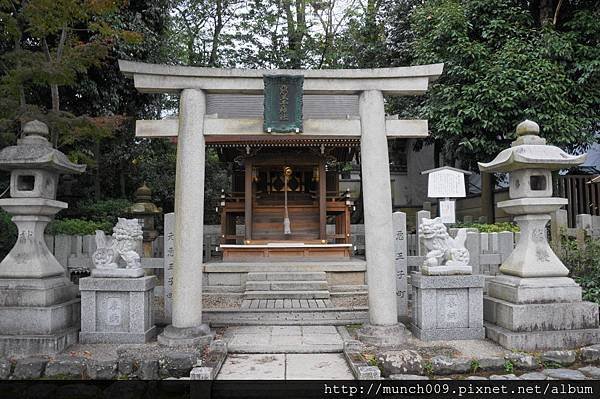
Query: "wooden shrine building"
213 129 357 261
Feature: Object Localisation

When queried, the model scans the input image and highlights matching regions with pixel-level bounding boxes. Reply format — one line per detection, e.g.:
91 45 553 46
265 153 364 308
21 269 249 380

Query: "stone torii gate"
119 60 444 346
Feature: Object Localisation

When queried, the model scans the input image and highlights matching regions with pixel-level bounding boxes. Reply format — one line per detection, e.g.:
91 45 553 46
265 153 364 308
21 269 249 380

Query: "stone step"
247 272 327 281
245 281 328 291
204 307 368 326
484 322 600 352
244 290 331 300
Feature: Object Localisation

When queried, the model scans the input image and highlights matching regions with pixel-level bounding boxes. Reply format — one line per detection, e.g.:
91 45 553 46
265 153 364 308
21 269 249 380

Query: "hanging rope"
283 166 292 235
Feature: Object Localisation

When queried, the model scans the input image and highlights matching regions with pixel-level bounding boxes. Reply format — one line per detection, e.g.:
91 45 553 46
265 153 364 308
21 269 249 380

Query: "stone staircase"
244 271 330 300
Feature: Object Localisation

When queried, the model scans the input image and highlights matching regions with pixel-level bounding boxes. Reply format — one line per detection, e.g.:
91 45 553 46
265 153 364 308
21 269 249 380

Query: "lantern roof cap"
478 120 586 173
0 120 86 174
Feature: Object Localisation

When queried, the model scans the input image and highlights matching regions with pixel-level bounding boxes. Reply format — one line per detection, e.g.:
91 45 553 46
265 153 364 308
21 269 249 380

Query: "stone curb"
2 347 206 380
343 340 381 380
375 345 600 379
190 340 228 380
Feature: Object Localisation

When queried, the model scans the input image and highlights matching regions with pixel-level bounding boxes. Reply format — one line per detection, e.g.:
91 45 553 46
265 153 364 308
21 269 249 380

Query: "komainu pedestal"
79 276 157 344
79 219 156 344
411 273 485 341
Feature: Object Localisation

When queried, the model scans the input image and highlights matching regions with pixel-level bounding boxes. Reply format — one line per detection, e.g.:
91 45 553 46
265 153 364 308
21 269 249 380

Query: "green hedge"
452 222 520 233
46 218 113 235
561 236 600 305
75 199 132 224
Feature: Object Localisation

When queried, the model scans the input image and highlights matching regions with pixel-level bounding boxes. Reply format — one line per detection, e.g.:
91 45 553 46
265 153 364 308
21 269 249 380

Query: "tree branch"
553 0 564 25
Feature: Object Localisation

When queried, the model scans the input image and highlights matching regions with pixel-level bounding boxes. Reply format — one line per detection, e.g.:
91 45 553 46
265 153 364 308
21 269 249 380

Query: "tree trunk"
284 0 306 68
120 160 127 198
538 0 555 25
94 140 101 200
14 35 26 109
209 0 224 66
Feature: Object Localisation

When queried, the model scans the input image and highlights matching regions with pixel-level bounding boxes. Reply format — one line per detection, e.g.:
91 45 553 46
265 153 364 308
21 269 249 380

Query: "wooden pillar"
481 172 495 223
244 159 253 241
319 159 327 241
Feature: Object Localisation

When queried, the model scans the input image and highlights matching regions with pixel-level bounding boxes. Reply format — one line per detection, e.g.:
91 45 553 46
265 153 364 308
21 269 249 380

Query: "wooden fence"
557 174 600 227
46 221 519 299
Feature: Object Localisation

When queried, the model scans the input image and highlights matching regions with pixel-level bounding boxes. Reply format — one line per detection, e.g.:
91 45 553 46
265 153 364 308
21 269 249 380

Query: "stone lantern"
0 120 85 356
479 120 599 350
126 182 162 258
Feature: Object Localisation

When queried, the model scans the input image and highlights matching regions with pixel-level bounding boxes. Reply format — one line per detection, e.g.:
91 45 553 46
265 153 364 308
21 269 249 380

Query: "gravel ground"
203 295 244 309
331 296 368 308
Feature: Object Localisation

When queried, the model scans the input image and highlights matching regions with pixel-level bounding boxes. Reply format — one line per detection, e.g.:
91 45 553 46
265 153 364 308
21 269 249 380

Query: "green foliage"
406 0 600 169
453 222 520 233
560 236 600 305
75 199 132 223
541 360 562 369
46 218 113 236
503 360 514 373
470 359 480 373
423 361 434 375
0 209 17 260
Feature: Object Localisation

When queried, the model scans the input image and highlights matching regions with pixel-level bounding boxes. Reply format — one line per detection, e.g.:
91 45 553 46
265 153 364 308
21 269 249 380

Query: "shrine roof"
205 135 360 147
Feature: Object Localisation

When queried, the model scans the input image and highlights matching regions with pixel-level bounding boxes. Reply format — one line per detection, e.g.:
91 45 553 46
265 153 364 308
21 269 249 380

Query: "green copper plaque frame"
263 74 303 133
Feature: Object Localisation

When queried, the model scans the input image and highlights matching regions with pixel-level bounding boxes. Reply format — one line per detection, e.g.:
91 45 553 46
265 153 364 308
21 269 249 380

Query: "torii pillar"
157 89 214 346
356 90 406 346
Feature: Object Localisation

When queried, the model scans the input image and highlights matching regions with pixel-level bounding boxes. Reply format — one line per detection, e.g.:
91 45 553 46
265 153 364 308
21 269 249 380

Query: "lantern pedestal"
0 199 81 356
484 275 600 351
0 121 85 356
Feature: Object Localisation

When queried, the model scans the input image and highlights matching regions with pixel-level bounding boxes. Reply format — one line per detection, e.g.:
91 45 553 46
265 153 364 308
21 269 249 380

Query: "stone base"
0 277 78 306
484 296 598 332
91 268 145 278
80 326 157 344
486 275 582 303
0 327 79 357
411 273 484 341
0 276 80 356
356 324 406 347
412 325 484 341
79 276 156 344
484 274 600 351
158 325 214 347
0 298 80 335
485 323 600 351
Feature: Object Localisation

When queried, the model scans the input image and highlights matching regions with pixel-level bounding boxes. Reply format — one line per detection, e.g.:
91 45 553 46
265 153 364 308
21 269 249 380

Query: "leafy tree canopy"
405 0 599 168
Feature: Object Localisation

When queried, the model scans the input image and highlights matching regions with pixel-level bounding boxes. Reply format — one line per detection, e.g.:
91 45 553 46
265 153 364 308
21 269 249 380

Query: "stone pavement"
217 353 354 380
223 325 344 353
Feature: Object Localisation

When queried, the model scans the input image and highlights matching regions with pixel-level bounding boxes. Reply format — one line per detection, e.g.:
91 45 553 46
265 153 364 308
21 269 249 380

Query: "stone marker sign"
426 168 467 198
392 212 408 319
164 212 175 322
422 166 471 225
439 199 456 224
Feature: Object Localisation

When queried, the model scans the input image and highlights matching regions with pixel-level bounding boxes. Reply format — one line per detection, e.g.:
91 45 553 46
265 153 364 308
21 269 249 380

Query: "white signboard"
392 212 408 319
163 212 175 323
427 169 466 198
439 200 456 224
